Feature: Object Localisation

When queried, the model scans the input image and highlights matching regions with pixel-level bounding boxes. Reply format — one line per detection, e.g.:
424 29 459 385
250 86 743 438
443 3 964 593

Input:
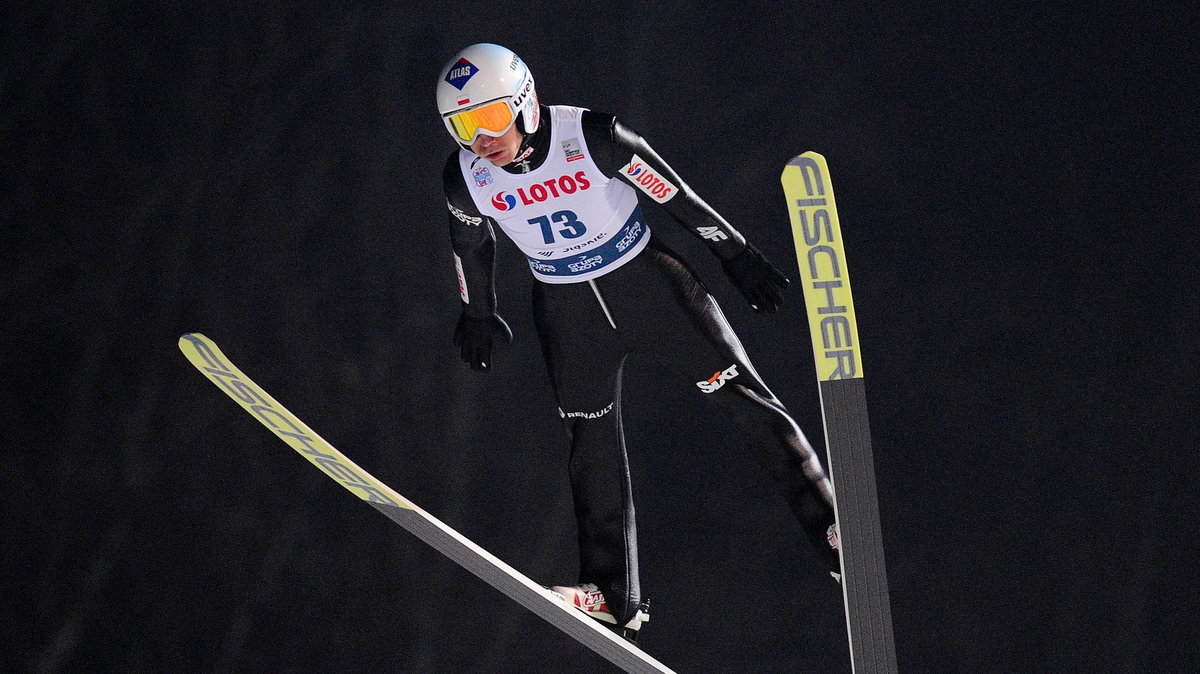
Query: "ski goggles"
443 98 516 144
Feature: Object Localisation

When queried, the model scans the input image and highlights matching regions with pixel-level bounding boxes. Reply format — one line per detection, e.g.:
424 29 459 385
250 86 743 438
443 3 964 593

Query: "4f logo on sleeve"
696 364 739 393
696 226 728 241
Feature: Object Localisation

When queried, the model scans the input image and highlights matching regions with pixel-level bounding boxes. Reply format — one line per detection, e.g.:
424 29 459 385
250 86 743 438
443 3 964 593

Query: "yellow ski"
782 153 898 674
178 333 673 674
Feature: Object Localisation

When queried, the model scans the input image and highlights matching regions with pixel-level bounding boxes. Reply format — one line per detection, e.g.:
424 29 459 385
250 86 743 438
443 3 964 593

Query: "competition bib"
460 106 649 283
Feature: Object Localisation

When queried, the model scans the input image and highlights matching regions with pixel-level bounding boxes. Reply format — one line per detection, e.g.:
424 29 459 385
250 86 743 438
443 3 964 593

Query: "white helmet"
436 43 539 146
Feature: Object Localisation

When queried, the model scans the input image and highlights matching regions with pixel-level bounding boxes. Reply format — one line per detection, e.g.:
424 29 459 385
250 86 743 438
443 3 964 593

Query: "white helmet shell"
436 43 539 144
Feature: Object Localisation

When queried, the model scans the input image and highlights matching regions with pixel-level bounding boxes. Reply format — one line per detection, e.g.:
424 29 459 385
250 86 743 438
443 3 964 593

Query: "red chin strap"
512 144 535 164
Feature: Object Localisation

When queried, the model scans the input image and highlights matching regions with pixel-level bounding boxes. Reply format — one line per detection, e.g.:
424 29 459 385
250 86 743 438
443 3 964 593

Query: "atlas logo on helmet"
444 59 479 90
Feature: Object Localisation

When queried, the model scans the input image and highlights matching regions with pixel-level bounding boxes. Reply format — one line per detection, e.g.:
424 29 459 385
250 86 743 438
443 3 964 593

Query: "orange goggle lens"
447 100 515 143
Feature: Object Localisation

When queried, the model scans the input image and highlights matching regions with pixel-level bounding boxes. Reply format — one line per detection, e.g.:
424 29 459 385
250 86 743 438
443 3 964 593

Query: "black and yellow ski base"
179 333 674 674
782 152 899 674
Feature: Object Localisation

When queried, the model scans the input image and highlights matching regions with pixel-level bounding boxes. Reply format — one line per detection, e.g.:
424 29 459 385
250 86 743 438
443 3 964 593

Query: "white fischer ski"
781 153 899 673
178 333 674 674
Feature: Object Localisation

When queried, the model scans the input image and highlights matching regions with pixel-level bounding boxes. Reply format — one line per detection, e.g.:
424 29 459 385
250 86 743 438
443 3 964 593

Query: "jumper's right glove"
721 243 790 314
452 312 512 372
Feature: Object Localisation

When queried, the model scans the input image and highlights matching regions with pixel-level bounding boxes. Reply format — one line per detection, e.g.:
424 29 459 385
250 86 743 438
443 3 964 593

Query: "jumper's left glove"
721 243 789 314
452 312 512 372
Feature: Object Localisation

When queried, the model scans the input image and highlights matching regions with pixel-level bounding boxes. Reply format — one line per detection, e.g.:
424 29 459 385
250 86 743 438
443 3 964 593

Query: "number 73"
528 210 587 244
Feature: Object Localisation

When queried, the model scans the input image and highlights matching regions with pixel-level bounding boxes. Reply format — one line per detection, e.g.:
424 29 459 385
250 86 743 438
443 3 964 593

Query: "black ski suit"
443 105 838 625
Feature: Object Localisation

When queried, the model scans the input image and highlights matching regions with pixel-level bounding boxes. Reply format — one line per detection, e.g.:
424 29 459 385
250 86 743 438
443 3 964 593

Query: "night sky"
5 3 1197 672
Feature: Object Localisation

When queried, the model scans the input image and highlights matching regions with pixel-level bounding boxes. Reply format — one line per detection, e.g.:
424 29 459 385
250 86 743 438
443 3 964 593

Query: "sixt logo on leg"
444 58 479 90
620 155 678 203
489 171 593 211
696 364 739 393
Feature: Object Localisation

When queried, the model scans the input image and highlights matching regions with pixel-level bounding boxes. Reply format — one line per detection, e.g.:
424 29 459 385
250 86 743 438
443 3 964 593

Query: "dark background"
5 3 1197 672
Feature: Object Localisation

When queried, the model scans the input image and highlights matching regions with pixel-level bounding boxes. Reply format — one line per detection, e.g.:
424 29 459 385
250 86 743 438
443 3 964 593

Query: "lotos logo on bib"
489 171 593 212
491 192 518 211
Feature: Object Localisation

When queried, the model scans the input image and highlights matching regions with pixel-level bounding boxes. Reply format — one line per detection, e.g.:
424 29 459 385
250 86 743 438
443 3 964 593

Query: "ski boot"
828 523 843 583
549 583 650 643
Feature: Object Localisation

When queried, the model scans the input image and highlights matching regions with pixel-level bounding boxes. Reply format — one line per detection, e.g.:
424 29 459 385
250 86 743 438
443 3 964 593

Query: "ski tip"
785 150 825 167
178 332 210 352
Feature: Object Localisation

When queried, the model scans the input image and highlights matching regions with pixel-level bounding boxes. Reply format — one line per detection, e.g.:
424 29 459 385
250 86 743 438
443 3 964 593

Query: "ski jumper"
443 105 838 625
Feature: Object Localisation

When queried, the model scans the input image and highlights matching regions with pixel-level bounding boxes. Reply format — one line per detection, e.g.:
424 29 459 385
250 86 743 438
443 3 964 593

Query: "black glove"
721 243 789 313
452 312 513 371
